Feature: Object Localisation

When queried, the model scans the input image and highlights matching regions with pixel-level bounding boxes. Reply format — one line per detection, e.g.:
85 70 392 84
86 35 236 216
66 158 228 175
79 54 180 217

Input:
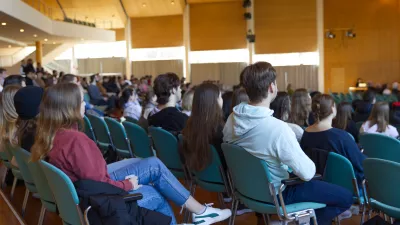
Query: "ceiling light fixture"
53 42 56 44
8 45 11 48
142 3 146 7
20 29 24 32
1 22 6 26
171 0 175 5
33 34 37 37
81 38 84 41
44 38 48 41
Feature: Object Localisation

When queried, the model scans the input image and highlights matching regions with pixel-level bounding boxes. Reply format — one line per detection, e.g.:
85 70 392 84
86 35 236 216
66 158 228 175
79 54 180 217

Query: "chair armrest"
123 193 143 202
281 174 322 186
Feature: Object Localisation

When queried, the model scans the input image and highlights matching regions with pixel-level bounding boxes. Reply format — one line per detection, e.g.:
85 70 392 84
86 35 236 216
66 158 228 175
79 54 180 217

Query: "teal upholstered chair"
178 135 229 205
0 144 24 199
19 149 57 225
125 116 138 124
221 143 326 225
104 117 133 158
123 121 153 158
11 146 38 217
87 114 113 155
363 158 400 219
324 152 365 224
39 160 89 225
148 127 186 179
83 115 96 141
359 133 400 163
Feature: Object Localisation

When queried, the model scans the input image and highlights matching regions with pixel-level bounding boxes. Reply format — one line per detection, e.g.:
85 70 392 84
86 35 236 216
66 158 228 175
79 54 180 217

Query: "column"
35 41 42 65
246 0 255 64
125 18 132 79
317 0 324 92
183 4 191 82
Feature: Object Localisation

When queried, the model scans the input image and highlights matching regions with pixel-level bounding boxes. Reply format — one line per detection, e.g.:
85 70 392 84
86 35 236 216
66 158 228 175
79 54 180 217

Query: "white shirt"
361 121 399 138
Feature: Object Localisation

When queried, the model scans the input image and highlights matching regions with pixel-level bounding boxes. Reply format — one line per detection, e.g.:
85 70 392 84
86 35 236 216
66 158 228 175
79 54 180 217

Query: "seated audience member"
142 88 157 120
300 94 366 184
354 90 376 123
333 102 359 142
270 92 304 142
182 83 252 216
230 88 249 113
0 68 6 92
31 83 231 225
3 75 25 88
290 88 313 127
148 73 188 133
81 77 89 90
120 86 142 121
390 102 400 125
87 74 116 111
60 74 104 117
1 85 22 167
221 91 233 121
36 62 45 74
392 82 399 95
224 62 352 225
14 86 43 151
360 102 399 138
181 88 195 117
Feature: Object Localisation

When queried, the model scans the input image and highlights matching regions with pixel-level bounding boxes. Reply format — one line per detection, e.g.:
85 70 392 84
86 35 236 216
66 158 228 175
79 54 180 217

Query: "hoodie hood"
231 103 274 136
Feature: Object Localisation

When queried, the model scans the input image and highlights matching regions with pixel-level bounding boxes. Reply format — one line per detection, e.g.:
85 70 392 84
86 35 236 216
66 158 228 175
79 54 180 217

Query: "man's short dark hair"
4 75 23 87
153 72 180 105
60 74 76 83
240 62 277 103
0 68 6 73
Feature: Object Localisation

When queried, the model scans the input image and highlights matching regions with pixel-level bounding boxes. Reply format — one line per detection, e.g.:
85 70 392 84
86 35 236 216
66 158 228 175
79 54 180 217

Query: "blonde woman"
361 102 399 138
31 83 231 225
1 85 21 167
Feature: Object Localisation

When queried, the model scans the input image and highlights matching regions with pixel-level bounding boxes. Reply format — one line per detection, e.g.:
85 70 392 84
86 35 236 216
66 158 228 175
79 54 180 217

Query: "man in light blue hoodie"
223 62 352 225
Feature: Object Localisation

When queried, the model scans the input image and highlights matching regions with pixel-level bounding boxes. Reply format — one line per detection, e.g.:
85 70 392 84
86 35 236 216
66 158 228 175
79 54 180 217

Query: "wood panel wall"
130 16 183 48
254 0 317 54
324 0 400 92
189 1 247 51
114 28 125 41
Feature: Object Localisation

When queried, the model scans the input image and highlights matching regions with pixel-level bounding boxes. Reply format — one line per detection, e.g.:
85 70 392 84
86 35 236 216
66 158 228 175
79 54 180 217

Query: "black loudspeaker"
243 0 251 8
247 34 256 43
244 13 252 20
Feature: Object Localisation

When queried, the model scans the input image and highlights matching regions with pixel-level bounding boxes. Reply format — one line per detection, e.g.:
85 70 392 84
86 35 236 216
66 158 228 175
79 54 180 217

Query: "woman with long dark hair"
333 102 359 142
31 83 231 225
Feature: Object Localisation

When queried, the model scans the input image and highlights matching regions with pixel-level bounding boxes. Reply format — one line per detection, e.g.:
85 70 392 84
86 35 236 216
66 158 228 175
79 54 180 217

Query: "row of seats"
330 92 398 104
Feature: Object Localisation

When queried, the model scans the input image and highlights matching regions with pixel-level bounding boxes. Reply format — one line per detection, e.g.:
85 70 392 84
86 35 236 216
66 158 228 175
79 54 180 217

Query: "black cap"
14 86 44 120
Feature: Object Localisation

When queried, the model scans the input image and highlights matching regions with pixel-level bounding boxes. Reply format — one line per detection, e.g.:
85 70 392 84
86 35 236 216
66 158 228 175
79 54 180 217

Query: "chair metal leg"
10 177 17 199
217 193 225 208
38 205 46 225
360 204 366 225
390 217 394 224
21 188 30 217
261 214 268 225
0 165 7 189
229 199 239 225
384 214 388 222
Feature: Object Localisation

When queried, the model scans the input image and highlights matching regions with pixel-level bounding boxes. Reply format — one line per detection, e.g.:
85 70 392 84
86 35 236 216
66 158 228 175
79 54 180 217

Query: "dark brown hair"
271 92 291 121
182 83 223 171
367 102 390 133
153 73 180 105
231 88 249 113
290 89 311 126
312 94 335 122
59 74 76 83
240 62 276 103
333 102 353 130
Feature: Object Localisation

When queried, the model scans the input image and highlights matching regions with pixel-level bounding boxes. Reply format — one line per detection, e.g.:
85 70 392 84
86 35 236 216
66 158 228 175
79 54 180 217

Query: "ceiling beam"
0 36 27 47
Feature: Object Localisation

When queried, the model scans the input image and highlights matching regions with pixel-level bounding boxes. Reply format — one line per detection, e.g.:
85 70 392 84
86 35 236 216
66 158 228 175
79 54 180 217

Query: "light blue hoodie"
223 103 315 192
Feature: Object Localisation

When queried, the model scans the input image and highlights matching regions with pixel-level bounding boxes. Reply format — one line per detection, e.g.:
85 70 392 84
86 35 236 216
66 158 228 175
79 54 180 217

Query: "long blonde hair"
1 85 21 148
31 83 83 161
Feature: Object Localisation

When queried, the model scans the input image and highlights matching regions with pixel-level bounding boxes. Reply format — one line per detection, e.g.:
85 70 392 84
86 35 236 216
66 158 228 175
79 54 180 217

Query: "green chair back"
359 133 400 163
178 135 225 193
40 160 85 225
87 114 113 154
125 116 138 124
19 149 57 212
364 158 400 219
104 117 133 158
324 152 360 201
12 147 37 193
148 127 185 179
83 115 96 141
123 121 153 158
356 121 364 132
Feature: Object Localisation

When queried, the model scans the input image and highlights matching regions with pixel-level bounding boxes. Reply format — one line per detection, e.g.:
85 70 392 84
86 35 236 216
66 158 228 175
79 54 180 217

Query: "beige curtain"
77 58 125 74
132 60 184 78
274 65 318 91
190 62 247 85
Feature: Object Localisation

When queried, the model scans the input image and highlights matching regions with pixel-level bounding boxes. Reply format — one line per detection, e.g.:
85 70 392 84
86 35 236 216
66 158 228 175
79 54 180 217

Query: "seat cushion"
284 202 326 214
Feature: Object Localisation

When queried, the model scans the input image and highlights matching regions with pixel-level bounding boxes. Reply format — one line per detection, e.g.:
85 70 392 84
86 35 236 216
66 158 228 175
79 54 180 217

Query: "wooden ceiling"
23 0 241 29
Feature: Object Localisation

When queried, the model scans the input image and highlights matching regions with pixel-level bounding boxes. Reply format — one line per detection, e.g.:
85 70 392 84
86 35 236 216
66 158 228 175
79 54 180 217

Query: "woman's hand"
126 175 142 190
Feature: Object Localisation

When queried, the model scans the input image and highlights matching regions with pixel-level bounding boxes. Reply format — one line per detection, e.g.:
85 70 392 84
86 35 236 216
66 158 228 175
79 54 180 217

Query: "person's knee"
145 157 165 169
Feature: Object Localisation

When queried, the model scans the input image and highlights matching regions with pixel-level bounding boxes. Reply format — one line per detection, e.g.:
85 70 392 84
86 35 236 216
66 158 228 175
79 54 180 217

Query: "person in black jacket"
354 90 376 123
75 179 172 225
333 102 359 142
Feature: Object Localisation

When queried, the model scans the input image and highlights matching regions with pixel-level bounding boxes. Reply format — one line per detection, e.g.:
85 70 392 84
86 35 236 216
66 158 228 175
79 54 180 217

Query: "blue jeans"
107 157 191 225
282 180 353 225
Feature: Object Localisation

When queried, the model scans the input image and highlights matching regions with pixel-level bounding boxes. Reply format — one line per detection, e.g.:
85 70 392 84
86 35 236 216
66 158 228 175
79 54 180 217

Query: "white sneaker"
338 210 352 221
192 203 232 225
